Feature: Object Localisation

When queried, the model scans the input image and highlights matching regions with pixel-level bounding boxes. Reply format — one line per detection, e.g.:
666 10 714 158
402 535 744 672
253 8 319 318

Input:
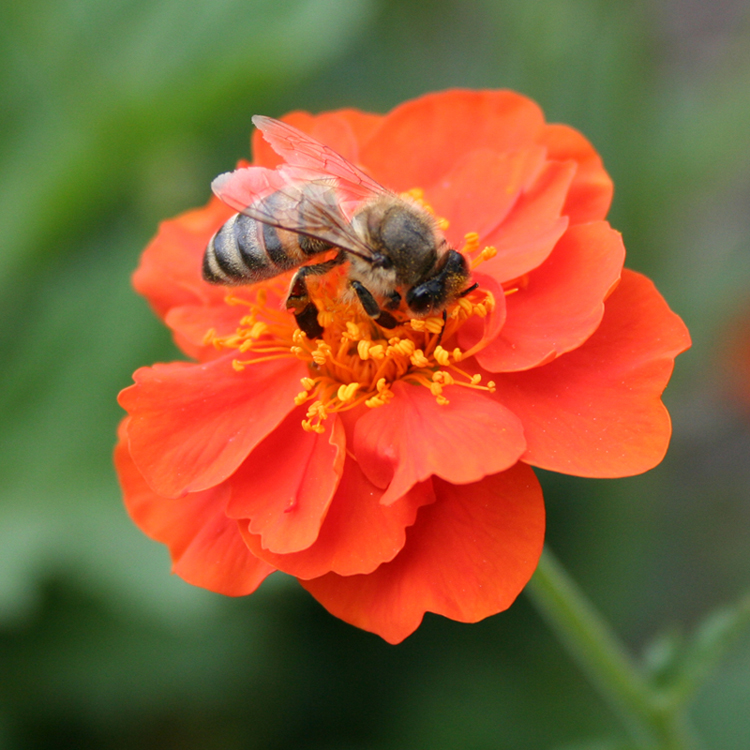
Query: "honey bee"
203 115 474 339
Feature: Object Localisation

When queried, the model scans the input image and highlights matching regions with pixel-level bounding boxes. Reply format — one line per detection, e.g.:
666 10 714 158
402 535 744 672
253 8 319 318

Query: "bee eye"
406 282 440 314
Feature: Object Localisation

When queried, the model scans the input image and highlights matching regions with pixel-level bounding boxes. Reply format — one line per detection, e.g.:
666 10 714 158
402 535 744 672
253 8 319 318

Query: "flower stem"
525 547 698 750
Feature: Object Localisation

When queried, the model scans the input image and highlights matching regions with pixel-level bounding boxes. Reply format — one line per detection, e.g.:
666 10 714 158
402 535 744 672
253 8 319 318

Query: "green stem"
525 547 697 750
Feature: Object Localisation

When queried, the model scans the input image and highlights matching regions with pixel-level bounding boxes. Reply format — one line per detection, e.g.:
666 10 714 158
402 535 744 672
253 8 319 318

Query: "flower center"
204 204 505 433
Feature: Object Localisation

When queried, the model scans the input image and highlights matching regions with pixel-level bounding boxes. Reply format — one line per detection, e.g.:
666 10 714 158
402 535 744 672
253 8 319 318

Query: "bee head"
405 250 470 315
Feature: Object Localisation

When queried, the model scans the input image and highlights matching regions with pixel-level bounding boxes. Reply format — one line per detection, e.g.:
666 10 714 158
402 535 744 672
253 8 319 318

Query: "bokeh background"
2 0 750 747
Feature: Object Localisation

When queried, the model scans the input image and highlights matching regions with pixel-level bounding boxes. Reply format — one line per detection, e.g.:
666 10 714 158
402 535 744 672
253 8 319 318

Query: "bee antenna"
458 282 479 298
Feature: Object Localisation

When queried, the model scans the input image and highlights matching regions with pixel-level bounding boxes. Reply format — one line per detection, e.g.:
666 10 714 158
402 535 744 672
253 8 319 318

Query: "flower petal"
133 195 236 321
115 420 274 596
163 285 290 363
302 463 545 644
226 412 345 554
472 222 625 372
478 161 575 283
426 146 547 248
361 89 545 191
539 124 613 224
493 269 691 476
119 354 306 498
453 272 507 355
353 380 526 506
164 303 247 362
239 459 435 579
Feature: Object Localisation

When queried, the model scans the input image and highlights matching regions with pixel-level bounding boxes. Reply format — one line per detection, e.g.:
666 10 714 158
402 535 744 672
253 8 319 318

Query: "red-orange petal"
538 123 613 224
164 303 247 362
133 195 235 321
163 285 289 364
453 272 507 355
114 420 274 596
226 412 345 554
361 89 545 192
478 160 575 283
301 463 545 644
353 380 526 506
473 222 625 372
425 146 547 249
493 269 691 476
239 459 435 579
118 354 306 498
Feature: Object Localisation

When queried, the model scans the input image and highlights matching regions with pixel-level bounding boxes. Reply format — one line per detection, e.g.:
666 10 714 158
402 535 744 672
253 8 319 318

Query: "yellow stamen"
206 217 502 432
461 232 480 255
337 382 361 402
433 346 451 366
410 349 430 368
470 245 498 270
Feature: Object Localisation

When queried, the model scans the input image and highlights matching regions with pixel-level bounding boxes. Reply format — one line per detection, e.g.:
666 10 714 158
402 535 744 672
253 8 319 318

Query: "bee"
203 115 474 339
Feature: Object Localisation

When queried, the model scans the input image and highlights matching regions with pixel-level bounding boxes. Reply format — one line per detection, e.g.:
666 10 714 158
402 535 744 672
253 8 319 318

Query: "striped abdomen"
203 191 330 285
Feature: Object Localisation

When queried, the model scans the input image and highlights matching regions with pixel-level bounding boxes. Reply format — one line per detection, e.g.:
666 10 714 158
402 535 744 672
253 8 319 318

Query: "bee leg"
286 252 347 339
294 303 324 340
350 280 398 329
385 290 402 310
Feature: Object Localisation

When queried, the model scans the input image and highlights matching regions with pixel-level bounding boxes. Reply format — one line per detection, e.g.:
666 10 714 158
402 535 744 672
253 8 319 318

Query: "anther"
337 382 360 402
410 349 430 368
357 340 371 360
392 339 416 357
457 298 473 314
424 317 445 334
433 345 451 365
433 370 455 385
471 245 498 270
461 232 480 255
318 310 336 327
312 343 331 365
346 321 362 339
249 322 268 338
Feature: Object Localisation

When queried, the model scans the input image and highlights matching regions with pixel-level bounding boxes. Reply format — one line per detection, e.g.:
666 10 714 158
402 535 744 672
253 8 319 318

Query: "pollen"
208 229 502 433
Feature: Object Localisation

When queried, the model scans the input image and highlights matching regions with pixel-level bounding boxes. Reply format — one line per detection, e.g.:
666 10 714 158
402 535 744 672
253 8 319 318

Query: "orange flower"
115 90 690 644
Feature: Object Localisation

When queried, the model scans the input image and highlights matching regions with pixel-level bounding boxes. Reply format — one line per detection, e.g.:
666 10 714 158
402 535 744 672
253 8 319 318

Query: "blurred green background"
1 0 750 747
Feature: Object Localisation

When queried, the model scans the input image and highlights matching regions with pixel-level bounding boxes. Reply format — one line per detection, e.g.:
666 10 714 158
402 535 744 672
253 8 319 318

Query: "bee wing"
211 166 376 262
252 115 387 203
